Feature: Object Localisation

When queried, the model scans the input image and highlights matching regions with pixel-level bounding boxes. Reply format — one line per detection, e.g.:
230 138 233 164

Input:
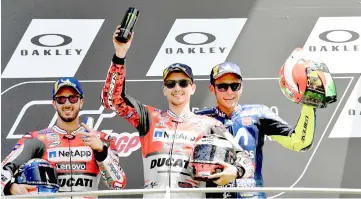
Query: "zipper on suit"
68 138 73 198
168 121 179 187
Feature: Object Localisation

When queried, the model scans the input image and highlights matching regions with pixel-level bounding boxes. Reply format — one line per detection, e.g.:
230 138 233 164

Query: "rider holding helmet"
195 48 337 198
1 77 126 198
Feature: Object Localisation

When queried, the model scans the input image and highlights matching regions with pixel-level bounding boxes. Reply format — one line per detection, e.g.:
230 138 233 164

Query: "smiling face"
163 72 196 106
52 87 84 122
209 73 243 113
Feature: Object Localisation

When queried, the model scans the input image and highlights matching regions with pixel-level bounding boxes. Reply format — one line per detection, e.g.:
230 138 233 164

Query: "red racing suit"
1 125 126 198
100 55 255 198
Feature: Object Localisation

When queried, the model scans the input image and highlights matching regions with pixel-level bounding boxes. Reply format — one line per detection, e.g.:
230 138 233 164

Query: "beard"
57 107 80 122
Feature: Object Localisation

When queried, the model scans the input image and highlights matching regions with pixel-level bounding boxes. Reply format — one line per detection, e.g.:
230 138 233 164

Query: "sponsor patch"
58 176 93 188
47 147 93 161
242 117 252 126
49 141 61 147
152 129 196 143
46 133 60 141
38 129 52 134
38 135 46 140
56 162 86 170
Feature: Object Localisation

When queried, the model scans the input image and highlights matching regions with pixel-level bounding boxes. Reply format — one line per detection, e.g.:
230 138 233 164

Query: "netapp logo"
59 150 91 158
166 32 226 54
49 151 56 158
20 34 83 56
153 129 196 143
56 163 86 170
48 147 93 161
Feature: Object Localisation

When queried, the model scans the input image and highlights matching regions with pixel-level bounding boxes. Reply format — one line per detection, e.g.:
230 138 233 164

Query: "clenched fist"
113 25 134 58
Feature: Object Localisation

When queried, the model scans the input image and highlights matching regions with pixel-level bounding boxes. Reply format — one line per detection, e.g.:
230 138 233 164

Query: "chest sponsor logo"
56 162 86 170
58 177 93 187
48 141 61 147
46 133 60 141
152 129 196 143
47 147 92 161
150 158 189 169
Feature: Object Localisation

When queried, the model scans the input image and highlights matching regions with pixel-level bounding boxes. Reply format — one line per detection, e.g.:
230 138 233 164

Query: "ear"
79 98 84 109
191 83 196 95
162 86 167 96
239 82 244 96
52 100 57 110
209 84 216 95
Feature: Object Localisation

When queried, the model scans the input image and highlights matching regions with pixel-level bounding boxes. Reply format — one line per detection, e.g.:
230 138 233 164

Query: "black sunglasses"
164 79 192 89
215 83 242 92
54 95 81 104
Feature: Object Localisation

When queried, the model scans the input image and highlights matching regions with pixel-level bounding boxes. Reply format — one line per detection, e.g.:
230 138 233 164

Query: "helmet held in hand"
189 134 234 181
15 158 59 194
279 48 337 108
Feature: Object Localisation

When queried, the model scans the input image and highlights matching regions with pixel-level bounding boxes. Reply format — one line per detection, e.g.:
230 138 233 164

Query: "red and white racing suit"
1 125 126 198
100 55 254 198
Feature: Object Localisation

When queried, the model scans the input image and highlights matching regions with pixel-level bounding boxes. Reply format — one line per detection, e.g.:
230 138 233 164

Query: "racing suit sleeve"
1 133 46 195
258 104 316 152
96 132 127 190
210 123 254 179
101 55 151 137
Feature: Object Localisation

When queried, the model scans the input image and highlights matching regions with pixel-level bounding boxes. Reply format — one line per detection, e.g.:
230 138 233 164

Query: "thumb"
216 161 229 168
23 184 37 189
81 122 92 132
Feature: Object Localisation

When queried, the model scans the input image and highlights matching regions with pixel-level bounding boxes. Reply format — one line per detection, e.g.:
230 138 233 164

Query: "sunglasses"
164 79 192 89
215 83 242 92
54 95 81 104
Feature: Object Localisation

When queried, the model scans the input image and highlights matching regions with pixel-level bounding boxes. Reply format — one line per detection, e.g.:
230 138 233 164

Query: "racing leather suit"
100 55 255 199
1 125 126 198
195 104 316 198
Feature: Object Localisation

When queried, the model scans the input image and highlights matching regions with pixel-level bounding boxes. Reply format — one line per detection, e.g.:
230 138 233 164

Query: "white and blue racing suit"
195 104 316 198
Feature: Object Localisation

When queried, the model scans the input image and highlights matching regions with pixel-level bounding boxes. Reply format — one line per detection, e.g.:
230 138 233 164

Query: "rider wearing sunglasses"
100 26 255 199
195 62 318 198
2 77 126 197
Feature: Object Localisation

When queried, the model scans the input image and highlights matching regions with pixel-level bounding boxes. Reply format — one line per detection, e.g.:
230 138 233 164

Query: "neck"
168 102 191 116
218 104 237 118
56 118 80 134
